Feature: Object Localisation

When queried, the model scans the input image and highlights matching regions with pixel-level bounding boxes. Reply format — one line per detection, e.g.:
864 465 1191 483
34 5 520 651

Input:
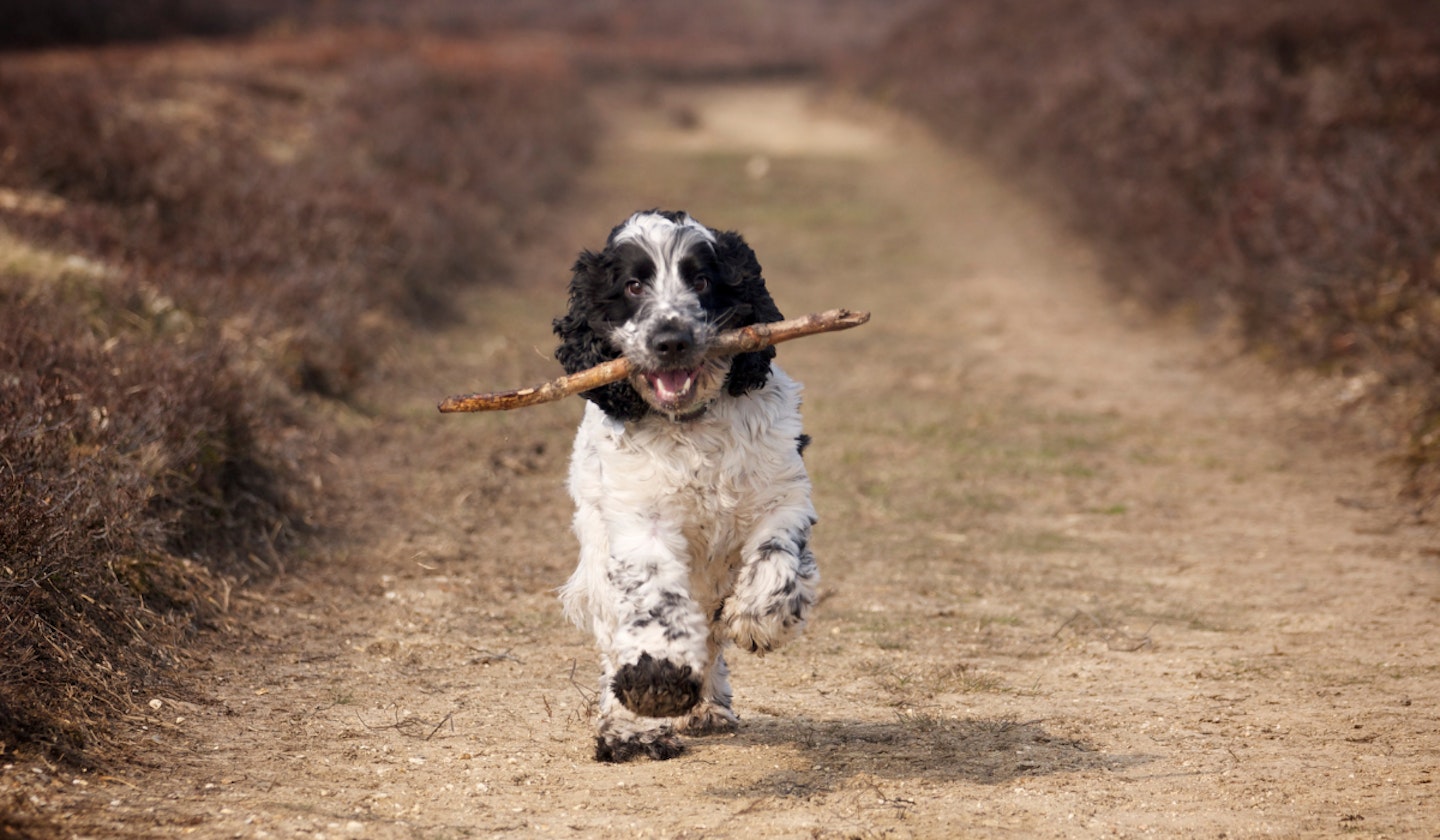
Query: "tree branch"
438 308 871 413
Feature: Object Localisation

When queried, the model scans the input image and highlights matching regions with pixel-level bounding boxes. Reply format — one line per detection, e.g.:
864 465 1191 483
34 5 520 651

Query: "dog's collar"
615 404 711 436
665 405 710 423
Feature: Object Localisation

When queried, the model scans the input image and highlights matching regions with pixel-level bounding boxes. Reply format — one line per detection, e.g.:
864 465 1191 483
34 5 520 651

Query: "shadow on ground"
701 715 1150 795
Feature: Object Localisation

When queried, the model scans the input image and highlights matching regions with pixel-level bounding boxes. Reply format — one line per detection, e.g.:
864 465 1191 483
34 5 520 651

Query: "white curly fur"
561 369 818 760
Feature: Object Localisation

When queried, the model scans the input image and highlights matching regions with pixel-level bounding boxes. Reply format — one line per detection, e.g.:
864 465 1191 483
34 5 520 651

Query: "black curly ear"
553 250 651 421
711 229 783 397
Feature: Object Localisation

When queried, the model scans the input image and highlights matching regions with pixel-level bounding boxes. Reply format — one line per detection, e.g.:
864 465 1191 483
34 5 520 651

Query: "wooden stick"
438 308 871 413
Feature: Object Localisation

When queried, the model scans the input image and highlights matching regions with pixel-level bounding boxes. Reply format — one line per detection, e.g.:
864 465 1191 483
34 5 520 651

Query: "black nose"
651 324 695 364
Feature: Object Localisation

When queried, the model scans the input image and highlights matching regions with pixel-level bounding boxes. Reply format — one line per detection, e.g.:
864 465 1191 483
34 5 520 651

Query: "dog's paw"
726 611 781 654
594 728 685 763
724 603 807 655
611 653 703 718
677 702 739 736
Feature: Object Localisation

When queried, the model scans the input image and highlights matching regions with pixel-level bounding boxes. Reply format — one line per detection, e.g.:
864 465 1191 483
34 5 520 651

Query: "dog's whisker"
708 305 754 331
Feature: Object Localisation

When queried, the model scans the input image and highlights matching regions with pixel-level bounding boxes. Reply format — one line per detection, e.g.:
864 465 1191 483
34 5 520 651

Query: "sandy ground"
8 81 1439 839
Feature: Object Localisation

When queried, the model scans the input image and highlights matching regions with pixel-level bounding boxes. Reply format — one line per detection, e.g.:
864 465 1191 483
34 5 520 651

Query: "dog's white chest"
568 369 808 574
605 417 756 562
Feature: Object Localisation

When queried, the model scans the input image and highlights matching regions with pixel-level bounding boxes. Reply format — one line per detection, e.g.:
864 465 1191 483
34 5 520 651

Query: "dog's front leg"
724 504 819 655
600 514 711 720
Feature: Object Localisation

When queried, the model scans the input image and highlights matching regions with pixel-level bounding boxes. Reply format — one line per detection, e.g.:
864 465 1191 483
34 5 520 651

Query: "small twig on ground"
353 708 456 740
1108 627 1154 652
425 711 454 741
469 646 521 665
1053 609 1153 651
567 659 598 719
1052 609 1102 638
438 308 871 413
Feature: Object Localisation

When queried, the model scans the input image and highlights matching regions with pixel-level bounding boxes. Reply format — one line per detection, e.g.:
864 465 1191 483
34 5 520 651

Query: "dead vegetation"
859 0 1440 503
0 31 593 762
0 0 289 50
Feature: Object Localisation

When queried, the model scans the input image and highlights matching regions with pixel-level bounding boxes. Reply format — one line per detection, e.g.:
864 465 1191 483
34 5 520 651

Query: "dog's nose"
650 324 696 364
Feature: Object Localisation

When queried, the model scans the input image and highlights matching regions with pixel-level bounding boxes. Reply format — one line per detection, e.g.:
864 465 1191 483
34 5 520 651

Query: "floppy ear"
711 229 783 397
552 250 651 421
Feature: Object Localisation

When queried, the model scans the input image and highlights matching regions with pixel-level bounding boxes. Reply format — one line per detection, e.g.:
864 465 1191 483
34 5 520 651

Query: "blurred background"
2 0 1436 765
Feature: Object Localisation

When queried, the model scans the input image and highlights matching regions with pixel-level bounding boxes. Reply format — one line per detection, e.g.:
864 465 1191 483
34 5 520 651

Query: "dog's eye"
625 279 645 297
690 274 710 294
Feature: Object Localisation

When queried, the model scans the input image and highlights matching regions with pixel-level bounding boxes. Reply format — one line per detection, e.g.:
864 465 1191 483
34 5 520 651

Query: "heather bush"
0 34 593 760
0 0 302 49
0 40 592 396
0 287 276 759
862 0 1440 498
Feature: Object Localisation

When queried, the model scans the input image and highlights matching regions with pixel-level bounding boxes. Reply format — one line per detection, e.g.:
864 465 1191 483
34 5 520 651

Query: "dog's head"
553 210 783 422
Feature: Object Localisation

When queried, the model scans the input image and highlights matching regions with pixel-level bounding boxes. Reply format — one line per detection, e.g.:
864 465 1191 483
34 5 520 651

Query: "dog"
553 210 819 762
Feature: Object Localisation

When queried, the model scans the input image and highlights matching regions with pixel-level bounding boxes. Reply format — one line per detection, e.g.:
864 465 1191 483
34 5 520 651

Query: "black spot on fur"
634 608 690 642
605 563 645 596
758 528 810 560
594 731 686 763
757 537 788 556
796 433 812 456
612 653 702 718
629 590 694 642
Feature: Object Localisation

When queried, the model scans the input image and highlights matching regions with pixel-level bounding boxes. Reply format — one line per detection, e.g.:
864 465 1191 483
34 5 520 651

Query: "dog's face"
554 210 783 422
606 214 734 416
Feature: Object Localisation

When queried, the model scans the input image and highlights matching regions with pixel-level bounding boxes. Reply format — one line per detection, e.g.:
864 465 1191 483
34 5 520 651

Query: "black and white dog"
553 210 819 762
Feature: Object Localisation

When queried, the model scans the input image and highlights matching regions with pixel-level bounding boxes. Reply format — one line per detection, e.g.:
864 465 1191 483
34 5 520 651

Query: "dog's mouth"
644 368 700 408
631 358 729 418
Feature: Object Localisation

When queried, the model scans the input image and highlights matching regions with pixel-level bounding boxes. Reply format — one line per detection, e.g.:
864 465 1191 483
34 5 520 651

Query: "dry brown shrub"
0 36 593 394
861 0 1440 501
0 33 594 762
0 289 266 760
0 0 300 49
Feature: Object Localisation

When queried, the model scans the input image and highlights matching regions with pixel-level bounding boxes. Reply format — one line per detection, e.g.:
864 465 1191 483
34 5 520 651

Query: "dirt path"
19 81 1440 839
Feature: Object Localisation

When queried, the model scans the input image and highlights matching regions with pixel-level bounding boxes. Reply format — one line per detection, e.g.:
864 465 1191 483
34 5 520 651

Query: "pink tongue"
650 369 692 396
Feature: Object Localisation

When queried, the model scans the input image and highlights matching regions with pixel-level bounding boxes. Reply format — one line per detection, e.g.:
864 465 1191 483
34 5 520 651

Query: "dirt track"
17 82 1440 838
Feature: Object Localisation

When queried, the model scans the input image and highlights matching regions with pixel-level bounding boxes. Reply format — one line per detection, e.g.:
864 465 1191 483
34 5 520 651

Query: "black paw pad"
612 653 702 718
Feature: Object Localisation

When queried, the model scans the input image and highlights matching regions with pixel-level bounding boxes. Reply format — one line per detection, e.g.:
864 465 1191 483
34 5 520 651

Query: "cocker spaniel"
553 210 819 762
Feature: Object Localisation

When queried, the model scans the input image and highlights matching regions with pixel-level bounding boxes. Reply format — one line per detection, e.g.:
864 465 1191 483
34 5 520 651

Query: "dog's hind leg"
676 632 738 735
